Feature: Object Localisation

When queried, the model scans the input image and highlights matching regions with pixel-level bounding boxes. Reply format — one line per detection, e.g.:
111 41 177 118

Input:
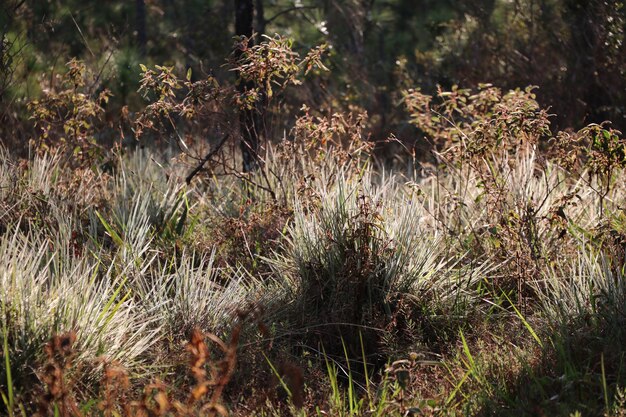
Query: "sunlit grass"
0 140 625 416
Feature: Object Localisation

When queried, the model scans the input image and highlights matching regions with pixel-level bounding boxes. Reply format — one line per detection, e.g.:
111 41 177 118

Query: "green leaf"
95 210 124 248
186 68 192 81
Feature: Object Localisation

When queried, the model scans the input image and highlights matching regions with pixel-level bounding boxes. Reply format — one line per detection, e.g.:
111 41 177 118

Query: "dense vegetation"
1 1 626 416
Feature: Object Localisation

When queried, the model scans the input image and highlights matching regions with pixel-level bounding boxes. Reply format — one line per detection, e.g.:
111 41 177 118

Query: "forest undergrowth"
1 51 626 416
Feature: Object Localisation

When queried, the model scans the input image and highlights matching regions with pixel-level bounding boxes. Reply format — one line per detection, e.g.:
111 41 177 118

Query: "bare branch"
185 134 230 184
265 5 316 25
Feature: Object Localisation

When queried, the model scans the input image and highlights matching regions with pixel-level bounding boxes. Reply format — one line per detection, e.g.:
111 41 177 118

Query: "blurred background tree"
0 0 624 156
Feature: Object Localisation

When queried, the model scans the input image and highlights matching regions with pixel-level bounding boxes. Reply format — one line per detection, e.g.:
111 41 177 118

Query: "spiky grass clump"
136 252 263 338
0 150 164 385
537 246 626 329
0 148 258 402
0 228 161 387
268 169 489 366
414 147 626 300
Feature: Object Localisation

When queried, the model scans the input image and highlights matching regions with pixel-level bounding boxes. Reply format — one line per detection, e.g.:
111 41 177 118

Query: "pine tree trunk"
234 0 259 172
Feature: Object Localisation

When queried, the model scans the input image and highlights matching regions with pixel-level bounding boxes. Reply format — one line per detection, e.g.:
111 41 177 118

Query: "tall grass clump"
95 150 190 248
135 251 263 339
403 85 626 302
0 228 161 391
537 244 626 354
0 149 191 399
503 244 626 415
269 169 488 367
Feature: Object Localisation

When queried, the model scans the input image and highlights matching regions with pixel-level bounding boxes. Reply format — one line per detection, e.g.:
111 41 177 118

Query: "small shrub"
28 59 111 167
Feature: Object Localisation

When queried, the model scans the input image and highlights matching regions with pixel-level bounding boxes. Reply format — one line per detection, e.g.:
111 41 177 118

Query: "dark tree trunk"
234 0 260 172
563 0 604 126
255 0 266 36
135 0 147 57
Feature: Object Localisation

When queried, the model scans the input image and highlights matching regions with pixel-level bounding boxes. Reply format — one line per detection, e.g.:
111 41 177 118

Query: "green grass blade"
503 291 543 348
2 310 14 417
322 345 341 411
95 210 124 248
601 353 609 413
459 331 476 370
445 368 471 408
1 391 12 417
341 337 356 415
359 331 373 408
262 352 292 399
96 276 129 325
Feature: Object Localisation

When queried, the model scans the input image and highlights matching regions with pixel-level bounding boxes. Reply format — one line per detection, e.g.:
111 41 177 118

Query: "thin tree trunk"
234 0 259 172
255 0 266 36
135 0 147 57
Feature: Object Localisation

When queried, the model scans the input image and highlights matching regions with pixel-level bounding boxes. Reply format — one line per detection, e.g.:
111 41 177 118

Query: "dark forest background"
1 0 624 155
